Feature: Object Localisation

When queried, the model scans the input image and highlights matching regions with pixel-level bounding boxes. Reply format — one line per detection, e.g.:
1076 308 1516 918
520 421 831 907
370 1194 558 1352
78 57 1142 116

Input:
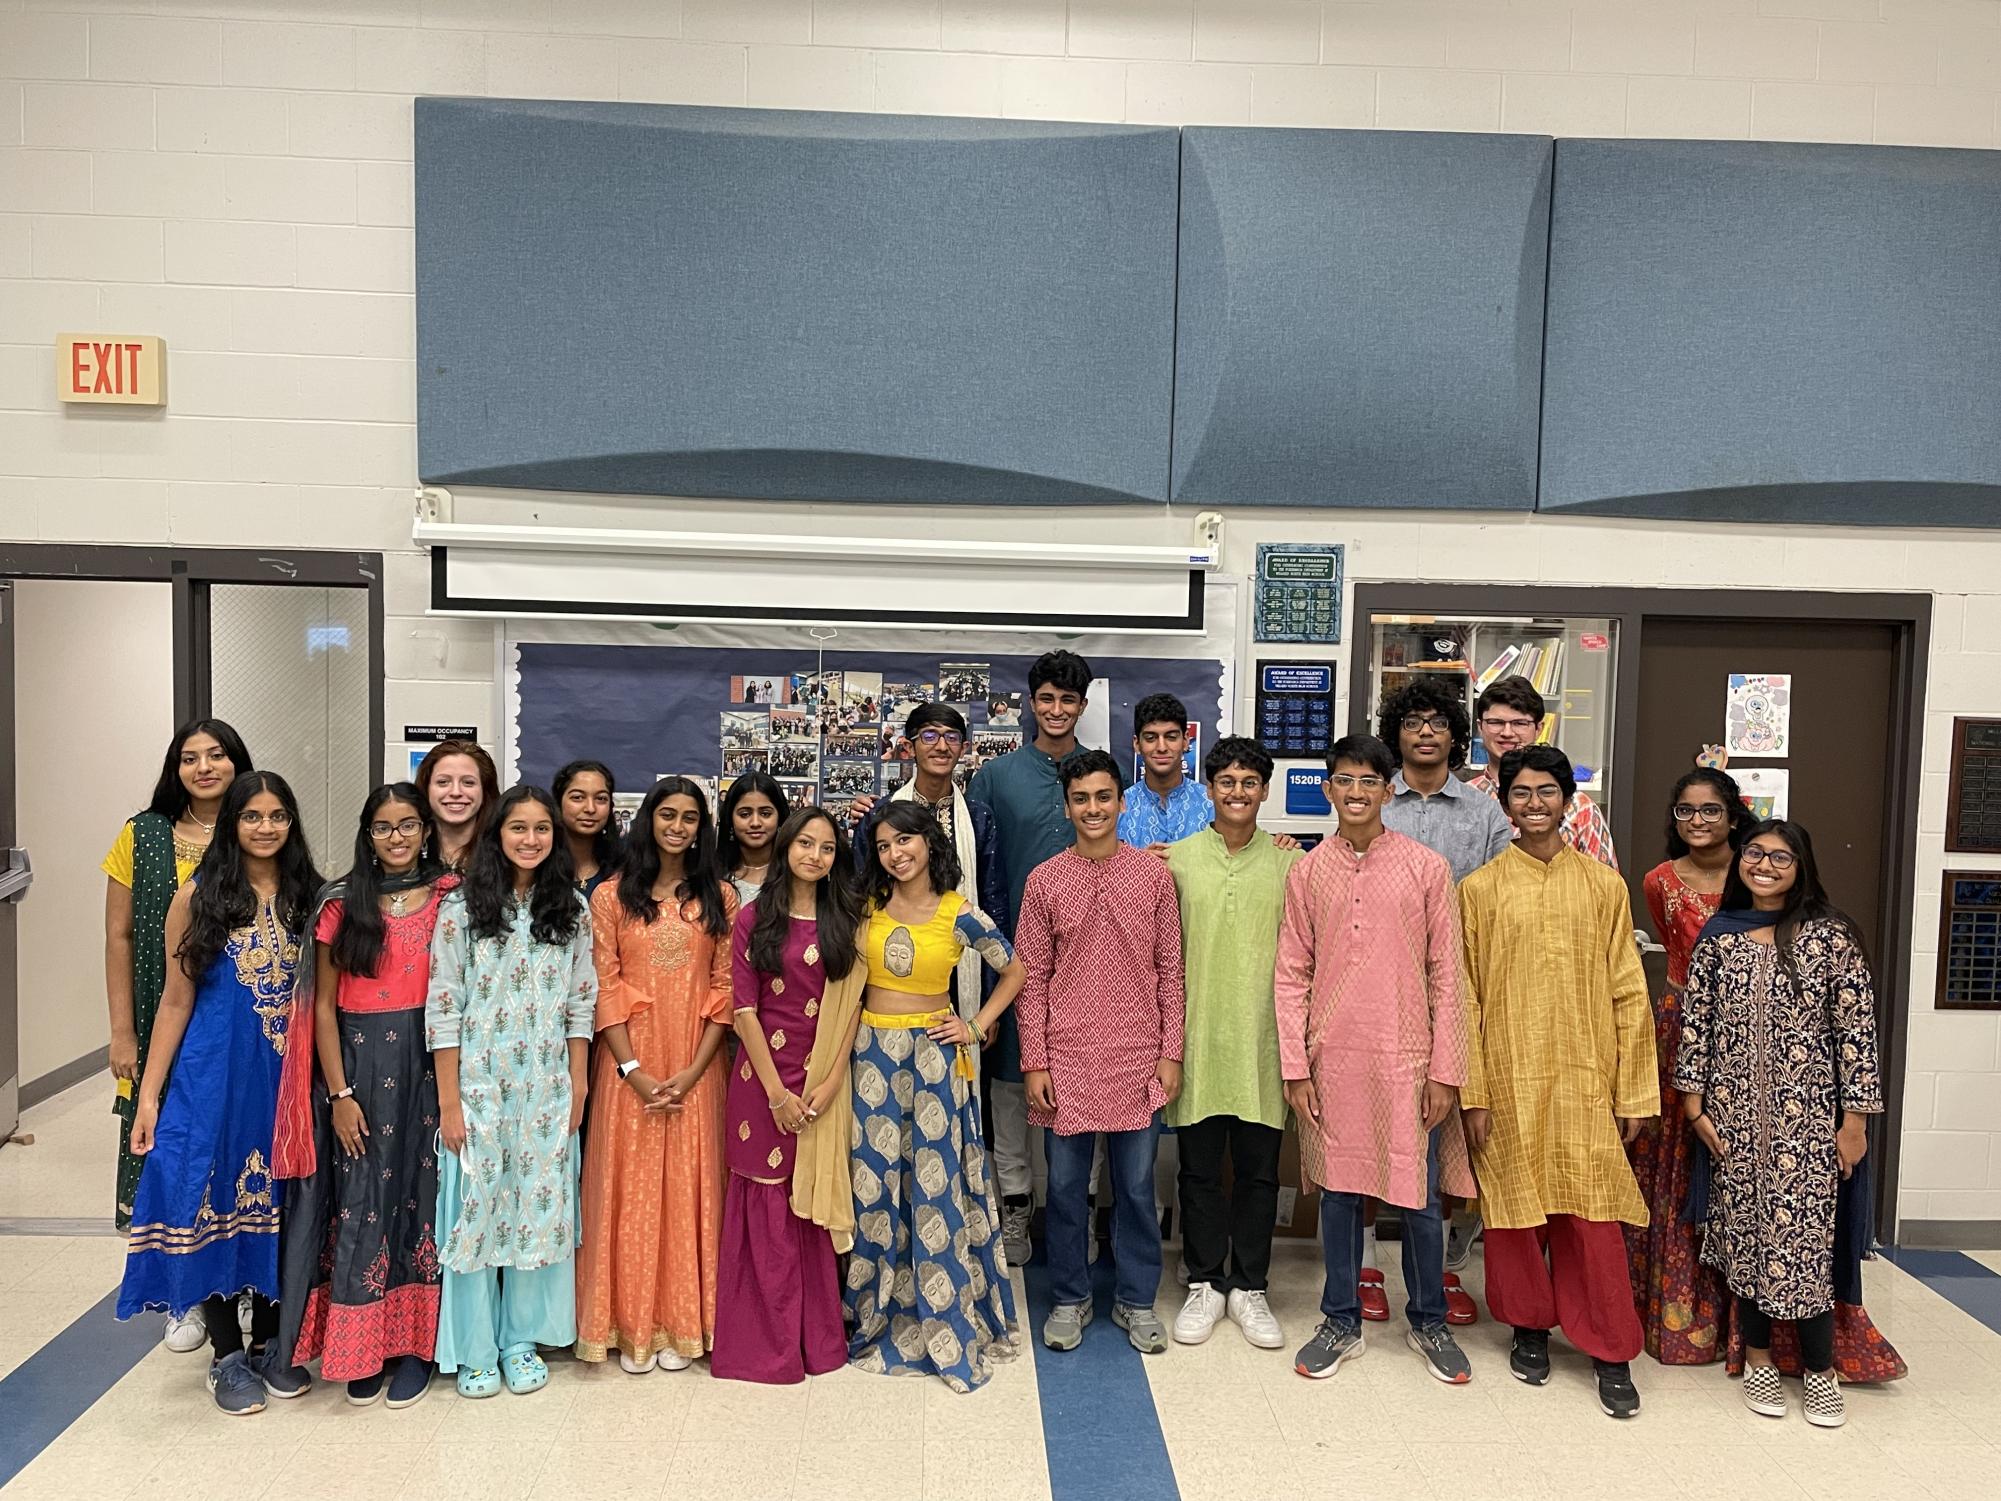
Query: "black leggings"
201 1292 278 1361
1737 1295 1834 1372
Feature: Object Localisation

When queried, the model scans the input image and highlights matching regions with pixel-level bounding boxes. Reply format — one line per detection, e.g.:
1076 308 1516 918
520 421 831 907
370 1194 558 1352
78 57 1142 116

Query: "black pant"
1175 1115 1282 1294
1737 1295 1835 1372
202 1292 277 1361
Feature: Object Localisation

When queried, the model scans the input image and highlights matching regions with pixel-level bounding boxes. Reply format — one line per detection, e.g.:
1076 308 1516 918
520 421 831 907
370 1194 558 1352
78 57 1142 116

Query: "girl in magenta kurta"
712 808 866 1385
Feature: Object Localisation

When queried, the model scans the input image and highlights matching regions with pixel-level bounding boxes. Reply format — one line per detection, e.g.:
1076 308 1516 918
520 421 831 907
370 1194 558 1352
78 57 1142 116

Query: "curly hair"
1376 678 1472 770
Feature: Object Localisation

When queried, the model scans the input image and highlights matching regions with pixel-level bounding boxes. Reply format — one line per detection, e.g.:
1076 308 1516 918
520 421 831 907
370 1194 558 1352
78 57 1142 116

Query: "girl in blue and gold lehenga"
117 771 321 1416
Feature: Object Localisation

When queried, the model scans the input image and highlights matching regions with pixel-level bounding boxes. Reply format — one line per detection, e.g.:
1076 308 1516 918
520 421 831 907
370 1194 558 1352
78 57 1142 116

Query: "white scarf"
889 778 983 1022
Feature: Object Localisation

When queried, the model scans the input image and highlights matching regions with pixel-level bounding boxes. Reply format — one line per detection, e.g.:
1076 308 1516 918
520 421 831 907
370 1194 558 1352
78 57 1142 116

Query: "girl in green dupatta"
102 718 251 1348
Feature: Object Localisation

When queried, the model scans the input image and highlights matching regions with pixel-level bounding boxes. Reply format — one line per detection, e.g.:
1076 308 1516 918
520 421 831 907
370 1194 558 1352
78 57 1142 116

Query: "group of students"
101 648 1900 1432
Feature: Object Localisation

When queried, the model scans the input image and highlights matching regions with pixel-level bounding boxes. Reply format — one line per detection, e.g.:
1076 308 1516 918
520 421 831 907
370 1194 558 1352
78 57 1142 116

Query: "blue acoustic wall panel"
1542 139 2001 526
415 99 1178 505
1171 127 1551 511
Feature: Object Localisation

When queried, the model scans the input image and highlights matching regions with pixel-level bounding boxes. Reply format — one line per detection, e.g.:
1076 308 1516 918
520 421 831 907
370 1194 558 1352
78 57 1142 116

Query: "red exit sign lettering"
57 334 166 406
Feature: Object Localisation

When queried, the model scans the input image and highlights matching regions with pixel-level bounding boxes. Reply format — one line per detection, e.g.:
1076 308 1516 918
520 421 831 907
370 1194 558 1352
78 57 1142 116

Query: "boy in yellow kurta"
1459 746 1657 1419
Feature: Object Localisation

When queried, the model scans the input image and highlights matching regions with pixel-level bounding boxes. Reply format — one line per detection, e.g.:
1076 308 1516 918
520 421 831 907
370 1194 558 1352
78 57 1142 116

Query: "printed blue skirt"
843 1010 1017 1393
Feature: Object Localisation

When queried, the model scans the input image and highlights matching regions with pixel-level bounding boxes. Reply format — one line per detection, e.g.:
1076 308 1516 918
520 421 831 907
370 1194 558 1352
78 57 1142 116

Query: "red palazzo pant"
1484 1215 1643 1362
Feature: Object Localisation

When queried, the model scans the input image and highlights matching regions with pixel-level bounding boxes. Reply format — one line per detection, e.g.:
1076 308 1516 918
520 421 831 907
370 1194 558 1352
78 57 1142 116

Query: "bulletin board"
501 581 1240 824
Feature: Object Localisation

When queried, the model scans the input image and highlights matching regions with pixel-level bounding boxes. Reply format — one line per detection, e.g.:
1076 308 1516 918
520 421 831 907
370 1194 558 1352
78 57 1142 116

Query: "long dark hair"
553 758 620 873
329 783 436 977
1663 768 1757 859
867 799 962 907
747 807 860 981
144 718 252 822
462 785 581 946
716 771 790 878
1720 818 1867 992
615 776 730 936
177 771 320 979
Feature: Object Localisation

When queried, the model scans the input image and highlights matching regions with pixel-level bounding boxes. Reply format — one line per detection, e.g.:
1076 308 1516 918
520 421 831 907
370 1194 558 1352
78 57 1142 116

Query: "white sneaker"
619 1349 656 1374
1227 1288 1285 1350
657 1349 693 1371
163 1309 207 1354
1173 1282 1226 1344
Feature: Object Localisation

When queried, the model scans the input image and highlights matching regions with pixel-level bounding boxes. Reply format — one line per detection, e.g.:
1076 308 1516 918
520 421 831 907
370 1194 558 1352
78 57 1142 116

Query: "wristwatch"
617 1057 641 1080
329 1085 356 1102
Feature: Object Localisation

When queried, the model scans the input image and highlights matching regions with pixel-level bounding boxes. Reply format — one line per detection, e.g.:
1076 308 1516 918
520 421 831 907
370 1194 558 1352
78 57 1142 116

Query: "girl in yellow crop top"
849 799 1025 1391
862 802 1022 1047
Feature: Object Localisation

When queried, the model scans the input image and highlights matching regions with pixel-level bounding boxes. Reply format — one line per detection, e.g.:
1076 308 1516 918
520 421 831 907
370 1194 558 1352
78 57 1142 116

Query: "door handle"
1633 928 1665 956
0 847 33 904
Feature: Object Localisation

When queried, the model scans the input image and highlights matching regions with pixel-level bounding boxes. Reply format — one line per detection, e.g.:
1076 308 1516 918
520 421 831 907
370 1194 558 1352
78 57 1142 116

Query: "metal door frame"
1348 583 1930 1245
0 543 384 1118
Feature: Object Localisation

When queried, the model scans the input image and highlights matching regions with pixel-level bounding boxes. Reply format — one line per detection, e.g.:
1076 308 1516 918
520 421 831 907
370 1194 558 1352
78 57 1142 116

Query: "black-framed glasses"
915 728 964 747
1672 803 1728 824
1742 846 1797 870
1400 714 1451 734
369 817 425 839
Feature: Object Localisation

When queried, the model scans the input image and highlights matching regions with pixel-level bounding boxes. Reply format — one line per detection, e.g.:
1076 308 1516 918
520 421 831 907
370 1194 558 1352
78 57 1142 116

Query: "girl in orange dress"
576 777 737 1372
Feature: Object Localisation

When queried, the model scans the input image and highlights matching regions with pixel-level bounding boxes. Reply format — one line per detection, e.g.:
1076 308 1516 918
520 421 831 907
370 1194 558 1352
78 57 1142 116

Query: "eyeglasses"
1505 785 1565 804
1672 803 1728 824
1328 774 1385 791
915 729 964 747
240 810 293 828
1742 846 1797 870
1211 775 1265 794
1400 715 1451 734
369 817 424 839
1480 715 1539 734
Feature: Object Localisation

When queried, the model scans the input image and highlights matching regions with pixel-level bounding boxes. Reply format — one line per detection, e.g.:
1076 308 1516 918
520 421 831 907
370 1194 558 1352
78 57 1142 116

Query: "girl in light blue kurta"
427 785 597 1399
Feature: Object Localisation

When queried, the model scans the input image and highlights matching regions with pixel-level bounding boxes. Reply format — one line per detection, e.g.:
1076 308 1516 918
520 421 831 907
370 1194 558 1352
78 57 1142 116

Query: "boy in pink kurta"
1016 750 1184 1356
1275 735 1477 1384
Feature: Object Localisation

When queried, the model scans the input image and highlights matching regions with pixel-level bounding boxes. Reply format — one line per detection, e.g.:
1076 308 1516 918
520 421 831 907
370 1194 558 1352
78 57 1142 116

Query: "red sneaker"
1359 1267 1390 1322
1443 1272 1479 1326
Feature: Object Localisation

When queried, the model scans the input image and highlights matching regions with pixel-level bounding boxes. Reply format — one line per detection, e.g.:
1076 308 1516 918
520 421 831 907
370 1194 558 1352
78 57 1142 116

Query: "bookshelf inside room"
1367 612 1620 823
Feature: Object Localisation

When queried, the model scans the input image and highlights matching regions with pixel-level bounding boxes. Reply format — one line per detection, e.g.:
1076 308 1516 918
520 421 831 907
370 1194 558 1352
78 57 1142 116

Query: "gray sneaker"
1407 1323 1472 1385
1042 1300 1093 1351
206 1350 267 1415
1294 1318 1364 1379
1445 1213 1483 1271
1112 1302 1168 1355
1001 1201 1032 1270
249 1343 311 1399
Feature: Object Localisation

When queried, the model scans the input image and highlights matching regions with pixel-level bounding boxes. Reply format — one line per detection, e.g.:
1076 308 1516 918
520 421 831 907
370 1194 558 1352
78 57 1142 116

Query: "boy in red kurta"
1016 750 1184 1356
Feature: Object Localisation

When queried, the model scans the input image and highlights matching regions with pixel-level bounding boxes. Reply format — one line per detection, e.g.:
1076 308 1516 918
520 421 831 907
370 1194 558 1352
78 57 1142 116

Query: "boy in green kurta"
1162 736 1300 1351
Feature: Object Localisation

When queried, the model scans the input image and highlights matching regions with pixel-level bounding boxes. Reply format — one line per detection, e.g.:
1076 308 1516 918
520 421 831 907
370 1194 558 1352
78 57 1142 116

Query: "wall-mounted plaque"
1938 873 2001 1011
1946 718 2001 854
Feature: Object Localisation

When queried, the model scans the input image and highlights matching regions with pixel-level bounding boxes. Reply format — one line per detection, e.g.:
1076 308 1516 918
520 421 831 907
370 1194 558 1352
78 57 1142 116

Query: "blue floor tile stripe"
0 1287 157 1489
1880 1246 2001 1338
1021 1255 1181 1501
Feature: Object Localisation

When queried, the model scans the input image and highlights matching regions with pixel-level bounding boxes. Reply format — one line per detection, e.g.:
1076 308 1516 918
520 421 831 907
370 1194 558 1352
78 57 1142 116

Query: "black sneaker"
1594 1358 1640 1419
346 1370 386 1406
1509 1327 1551 1385
386 1355 432 1409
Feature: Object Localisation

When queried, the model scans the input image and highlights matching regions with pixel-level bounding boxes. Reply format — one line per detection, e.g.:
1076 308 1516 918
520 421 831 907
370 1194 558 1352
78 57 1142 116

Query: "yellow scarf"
789 964 868 1252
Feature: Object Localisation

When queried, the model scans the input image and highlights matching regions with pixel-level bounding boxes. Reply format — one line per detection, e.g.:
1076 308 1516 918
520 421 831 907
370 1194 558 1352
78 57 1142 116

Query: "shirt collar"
1134 776 1200 812
1392 771 1471 800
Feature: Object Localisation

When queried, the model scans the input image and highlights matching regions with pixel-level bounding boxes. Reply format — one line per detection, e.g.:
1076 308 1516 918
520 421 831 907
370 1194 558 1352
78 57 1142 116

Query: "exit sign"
57 334 165 406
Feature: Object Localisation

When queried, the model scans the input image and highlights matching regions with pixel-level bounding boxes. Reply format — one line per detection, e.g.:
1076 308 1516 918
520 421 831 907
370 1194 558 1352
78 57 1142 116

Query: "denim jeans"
1046 1117 1162 1309
1317 1127 1445 1329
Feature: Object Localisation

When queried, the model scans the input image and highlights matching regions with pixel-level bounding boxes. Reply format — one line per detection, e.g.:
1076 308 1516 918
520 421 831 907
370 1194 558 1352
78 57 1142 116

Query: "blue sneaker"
249 1344 311 1399
206 1350 266 1415
386 1356 432 1409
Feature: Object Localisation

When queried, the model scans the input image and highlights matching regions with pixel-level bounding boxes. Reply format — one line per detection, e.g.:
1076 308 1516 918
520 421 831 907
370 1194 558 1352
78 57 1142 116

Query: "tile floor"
3 1074 1999 1501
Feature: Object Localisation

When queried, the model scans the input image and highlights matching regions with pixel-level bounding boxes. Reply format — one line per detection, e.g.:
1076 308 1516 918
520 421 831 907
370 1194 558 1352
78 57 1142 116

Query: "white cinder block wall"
4 0 2000 1233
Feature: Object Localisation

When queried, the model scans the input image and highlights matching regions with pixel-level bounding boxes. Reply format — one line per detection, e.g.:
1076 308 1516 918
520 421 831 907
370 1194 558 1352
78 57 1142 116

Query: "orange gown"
575 882 737 1363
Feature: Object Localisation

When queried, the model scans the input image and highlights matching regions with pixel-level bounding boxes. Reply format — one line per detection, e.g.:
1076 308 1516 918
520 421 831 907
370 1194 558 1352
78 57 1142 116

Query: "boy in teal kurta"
1162 736 1299 1351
